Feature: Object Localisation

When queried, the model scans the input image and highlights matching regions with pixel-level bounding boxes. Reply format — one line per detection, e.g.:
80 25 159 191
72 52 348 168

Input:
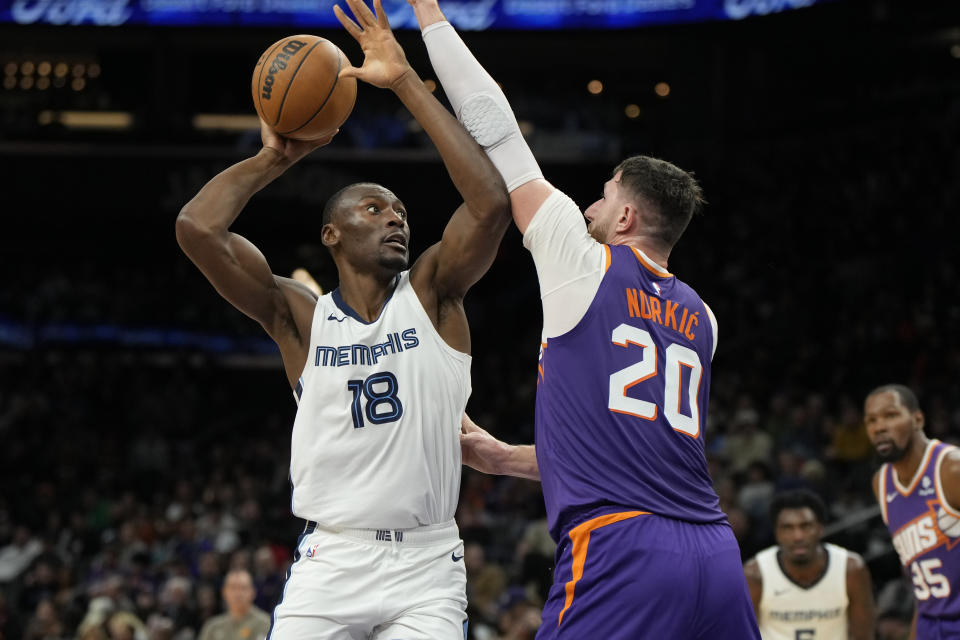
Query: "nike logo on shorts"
452 552 464 562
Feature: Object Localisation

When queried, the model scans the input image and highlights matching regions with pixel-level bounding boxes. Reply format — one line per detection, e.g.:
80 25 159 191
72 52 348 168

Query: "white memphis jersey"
757 543 849 640
290 271 471 529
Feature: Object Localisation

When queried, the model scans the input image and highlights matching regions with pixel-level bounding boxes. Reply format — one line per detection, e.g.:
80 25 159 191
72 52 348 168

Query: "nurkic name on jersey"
290 272 471 530
535 243 726 541
880 439 960 619
756 543 849 640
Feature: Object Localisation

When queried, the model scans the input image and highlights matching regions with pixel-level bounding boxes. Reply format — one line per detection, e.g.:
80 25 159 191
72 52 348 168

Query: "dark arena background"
1 0 959 638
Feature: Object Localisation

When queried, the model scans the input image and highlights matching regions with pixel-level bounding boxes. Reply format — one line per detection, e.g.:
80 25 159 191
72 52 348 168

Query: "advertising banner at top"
0 0 829 29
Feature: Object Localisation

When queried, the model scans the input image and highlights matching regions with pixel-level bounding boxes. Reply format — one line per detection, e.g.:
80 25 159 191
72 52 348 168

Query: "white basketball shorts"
267 520 467 640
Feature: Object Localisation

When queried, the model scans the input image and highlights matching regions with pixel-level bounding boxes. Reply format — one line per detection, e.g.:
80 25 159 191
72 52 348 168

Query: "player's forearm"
409 0 446 29
501 444 539 481
178 148 290 235
391 72 508 225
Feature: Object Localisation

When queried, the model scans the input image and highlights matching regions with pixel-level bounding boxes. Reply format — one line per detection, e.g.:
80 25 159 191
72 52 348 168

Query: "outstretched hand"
260 119 336 165
334 0 414 90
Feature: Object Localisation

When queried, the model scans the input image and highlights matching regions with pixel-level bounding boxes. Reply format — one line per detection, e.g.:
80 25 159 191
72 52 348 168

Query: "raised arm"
845 552 876 640
408 0 611 342
176 124 332 385
409 0 552 233
460 414 539 481
335 0 510 302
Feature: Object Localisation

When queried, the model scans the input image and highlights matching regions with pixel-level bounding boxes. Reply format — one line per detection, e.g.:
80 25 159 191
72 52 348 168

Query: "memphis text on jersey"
768 607 843 624
891 500 960 566
624 287 700 340
313 329 420 368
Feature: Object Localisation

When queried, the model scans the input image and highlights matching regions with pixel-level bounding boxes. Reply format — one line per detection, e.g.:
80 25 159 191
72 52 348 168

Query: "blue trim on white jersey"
294 377 304 404
330 274 402 325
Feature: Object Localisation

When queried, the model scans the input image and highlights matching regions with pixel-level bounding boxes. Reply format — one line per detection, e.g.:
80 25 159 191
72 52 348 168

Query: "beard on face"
588 218 612 243
875 441 908 463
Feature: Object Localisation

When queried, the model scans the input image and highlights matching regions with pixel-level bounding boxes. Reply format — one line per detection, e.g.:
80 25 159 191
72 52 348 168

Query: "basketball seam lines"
255 40 288 123
274 39 326 129
281 45 343 136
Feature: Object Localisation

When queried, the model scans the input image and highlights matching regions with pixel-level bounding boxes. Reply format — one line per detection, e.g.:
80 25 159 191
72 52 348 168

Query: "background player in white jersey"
176 1 510 637
743 490 875 640
865 384 960 639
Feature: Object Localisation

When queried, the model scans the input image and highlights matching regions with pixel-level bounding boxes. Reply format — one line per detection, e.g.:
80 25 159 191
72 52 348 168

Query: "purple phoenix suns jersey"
535 243 726 541
880 439 960 619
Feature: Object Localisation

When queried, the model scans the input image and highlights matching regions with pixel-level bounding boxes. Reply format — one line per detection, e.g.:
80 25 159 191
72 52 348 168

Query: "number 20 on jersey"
607 324 703 437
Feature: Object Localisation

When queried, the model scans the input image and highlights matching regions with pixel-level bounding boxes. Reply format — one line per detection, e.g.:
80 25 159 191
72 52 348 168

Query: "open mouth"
383 233 407 251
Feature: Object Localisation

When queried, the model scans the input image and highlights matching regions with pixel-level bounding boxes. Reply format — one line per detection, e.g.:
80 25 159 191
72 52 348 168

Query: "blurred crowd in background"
2 1 960 638
2 101 958 639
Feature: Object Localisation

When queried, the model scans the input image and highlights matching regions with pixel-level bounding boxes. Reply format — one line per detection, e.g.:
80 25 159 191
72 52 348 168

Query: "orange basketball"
252 35 357 141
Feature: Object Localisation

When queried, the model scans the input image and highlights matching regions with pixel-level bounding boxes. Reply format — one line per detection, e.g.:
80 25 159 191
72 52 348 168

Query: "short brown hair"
614 156 705 250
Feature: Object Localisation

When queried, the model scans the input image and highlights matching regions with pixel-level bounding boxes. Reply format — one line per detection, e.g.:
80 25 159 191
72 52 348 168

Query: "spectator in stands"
197 569 269 640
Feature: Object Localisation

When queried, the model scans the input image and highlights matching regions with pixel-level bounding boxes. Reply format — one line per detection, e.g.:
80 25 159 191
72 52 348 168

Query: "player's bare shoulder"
406 242 442 312
937 446 960 509
274 276 319 339
742 557 763 613
871 469 882 500
743 557 762 585
407 242 440 291
845 550 867 574
406 242 470 354
941 447 960 477
270 277 320 387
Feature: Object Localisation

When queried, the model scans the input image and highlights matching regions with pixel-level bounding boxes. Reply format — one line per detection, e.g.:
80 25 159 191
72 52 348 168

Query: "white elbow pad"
459 93 516 150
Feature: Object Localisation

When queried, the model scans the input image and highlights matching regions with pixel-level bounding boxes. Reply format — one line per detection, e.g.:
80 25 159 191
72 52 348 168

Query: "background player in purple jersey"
406 1 760 637
865 384 960 640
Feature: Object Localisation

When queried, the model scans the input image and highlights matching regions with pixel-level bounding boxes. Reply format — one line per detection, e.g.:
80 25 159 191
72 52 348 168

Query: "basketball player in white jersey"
743 490 875 640
177 1 509 638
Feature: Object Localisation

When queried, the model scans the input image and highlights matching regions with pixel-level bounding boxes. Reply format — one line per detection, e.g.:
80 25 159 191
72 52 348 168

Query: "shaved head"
322 182 391 226
319 182 411 274
866 384 919 412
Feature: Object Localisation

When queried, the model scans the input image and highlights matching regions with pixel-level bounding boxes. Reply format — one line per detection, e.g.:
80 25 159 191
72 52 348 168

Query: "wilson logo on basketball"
261 40 307 100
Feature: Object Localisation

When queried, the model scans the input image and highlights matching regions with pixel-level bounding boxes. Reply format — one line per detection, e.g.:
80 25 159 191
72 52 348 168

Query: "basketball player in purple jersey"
865 384 960 640
408 1 760 637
